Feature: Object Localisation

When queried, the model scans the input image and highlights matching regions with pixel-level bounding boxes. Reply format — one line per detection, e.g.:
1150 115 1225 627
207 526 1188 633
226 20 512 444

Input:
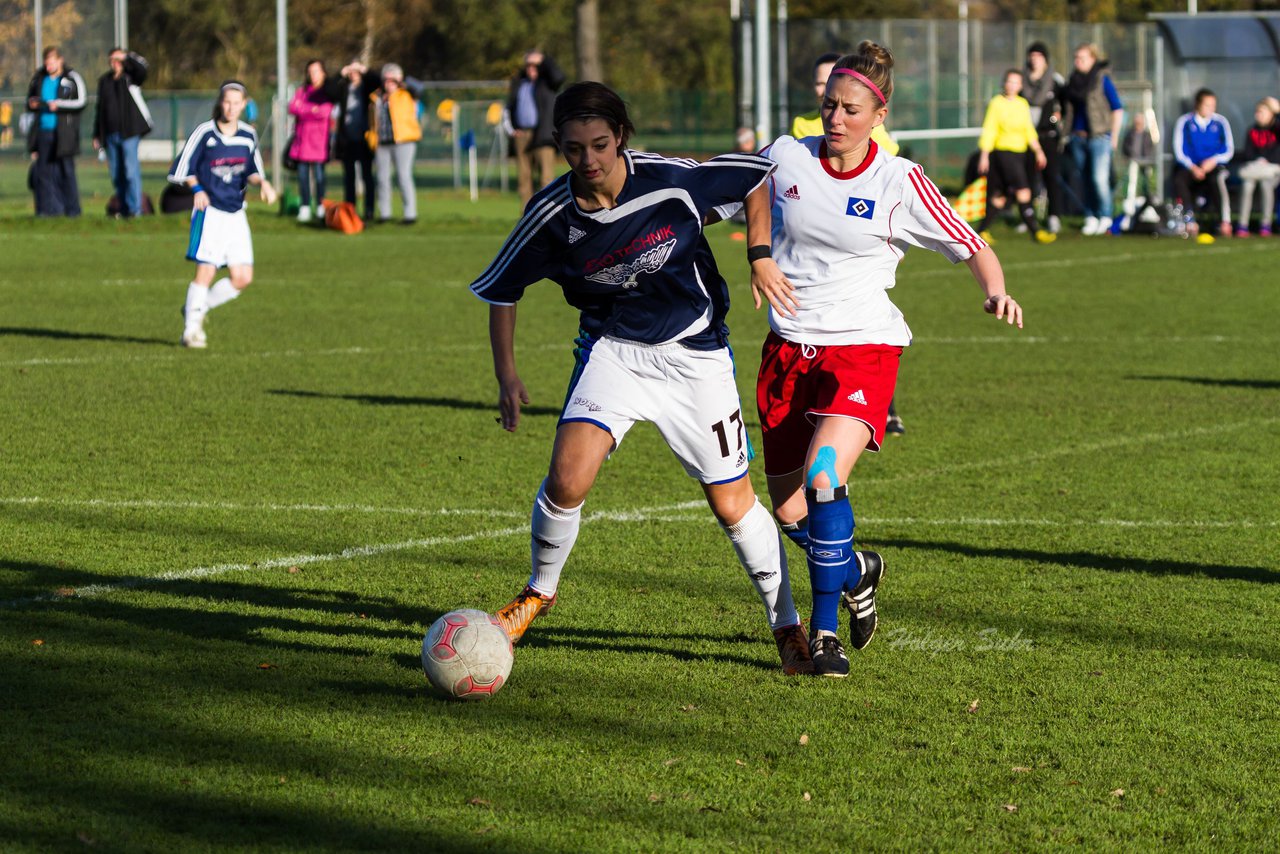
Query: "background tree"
576 0 602 82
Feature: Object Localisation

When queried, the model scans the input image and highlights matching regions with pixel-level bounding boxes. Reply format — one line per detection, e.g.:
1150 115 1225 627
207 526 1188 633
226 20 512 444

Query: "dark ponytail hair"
553 82 636 150
212 80 248 122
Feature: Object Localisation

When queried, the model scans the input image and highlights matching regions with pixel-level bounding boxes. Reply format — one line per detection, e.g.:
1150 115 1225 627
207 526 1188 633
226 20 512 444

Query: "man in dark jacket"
325 61 382 222
27 47 87 217
93 47 152 217
506 50 565 205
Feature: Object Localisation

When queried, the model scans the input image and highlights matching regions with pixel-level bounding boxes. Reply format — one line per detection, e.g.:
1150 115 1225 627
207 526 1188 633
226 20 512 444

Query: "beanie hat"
1027 41 1049 60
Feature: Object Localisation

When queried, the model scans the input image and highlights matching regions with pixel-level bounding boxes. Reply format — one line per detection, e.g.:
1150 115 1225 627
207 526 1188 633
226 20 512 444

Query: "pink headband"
831 67 887 105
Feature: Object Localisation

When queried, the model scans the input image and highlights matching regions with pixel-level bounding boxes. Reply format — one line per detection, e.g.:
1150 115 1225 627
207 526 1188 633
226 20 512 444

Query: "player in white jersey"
168 81 277 349
470 82 813 675
745 42 1025 676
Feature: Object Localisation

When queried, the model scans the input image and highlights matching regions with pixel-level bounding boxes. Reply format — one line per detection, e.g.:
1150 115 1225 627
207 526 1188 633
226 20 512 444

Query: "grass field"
2 158 1279 851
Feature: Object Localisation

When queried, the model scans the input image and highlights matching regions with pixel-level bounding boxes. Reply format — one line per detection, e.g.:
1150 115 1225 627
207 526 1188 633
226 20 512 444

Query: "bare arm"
744 181 799 316
965 246 1022 328
248 173 278 204
490 304 529 432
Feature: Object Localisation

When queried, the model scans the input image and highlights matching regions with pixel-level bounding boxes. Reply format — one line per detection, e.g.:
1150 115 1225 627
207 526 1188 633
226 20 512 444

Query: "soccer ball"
422 609 514 700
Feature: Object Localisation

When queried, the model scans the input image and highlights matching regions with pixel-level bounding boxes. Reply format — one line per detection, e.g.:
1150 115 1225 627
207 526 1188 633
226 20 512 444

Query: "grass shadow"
1128 374 1280 391
267 388 562 416
880 536 1280 584
0 325 172 346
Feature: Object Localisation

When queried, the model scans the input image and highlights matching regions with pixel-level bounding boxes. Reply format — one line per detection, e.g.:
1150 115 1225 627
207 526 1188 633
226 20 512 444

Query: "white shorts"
186 206 253 268
561 336 752 485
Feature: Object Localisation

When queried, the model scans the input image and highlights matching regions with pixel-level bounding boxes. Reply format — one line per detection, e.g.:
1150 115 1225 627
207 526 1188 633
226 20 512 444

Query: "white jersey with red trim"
762 134 987 346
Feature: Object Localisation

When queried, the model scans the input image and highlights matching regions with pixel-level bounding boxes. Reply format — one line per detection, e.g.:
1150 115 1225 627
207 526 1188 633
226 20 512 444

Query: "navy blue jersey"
168 120 264 213
470 150 775 350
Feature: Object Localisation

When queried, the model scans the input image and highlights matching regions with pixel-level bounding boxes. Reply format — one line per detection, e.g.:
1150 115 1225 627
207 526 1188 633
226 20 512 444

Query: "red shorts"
756 331 902 476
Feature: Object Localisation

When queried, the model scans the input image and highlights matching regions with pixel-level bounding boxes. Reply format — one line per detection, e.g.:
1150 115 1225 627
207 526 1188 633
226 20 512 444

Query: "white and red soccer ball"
421 609 513 700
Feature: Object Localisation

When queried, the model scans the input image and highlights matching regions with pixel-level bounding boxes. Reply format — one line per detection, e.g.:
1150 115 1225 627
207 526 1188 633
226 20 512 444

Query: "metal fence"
10 16 1263 195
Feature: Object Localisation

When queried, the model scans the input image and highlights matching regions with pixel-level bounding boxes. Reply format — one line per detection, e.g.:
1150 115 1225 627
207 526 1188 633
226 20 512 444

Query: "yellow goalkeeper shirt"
790 112 900 156
977 95 1038 153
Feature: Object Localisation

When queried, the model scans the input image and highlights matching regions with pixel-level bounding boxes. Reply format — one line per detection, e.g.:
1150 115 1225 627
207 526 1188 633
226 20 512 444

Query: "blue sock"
779 517 809 550
805 485 854 634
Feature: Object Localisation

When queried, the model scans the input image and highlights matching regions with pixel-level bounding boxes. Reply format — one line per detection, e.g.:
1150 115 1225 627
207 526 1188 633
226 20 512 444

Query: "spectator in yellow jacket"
367 63 423 224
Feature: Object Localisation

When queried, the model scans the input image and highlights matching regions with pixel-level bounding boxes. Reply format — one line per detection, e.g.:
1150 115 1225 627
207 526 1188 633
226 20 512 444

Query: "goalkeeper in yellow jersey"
975 69 1056 244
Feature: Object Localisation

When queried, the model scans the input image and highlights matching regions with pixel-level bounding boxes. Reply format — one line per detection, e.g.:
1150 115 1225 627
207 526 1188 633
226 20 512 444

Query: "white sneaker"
1096 216 1113 235
1082 216 1100 236
181 328 207 349
1047 215 1061 234
296 206 312 224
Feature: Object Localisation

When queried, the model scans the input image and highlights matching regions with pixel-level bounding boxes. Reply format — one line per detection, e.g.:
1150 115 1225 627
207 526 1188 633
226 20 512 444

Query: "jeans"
1067 134 1114 219
297 161 327 208
104 132 142 216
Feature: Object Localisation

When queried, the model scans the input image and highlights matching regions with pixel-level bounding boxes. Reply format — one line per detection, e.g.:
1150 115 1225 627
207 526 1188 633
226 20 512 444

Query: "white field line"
903 240 1280 279
4 486 1275 611
0 496 527 519
5 495 1272 530
0 341 577 368
0 499 707 609
6 333 1271 369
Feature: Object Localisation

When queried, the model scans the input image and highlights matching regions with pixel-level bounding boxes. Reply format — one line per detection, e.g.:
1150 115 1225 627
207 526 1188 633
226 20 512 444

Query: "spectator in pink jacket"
288 59 335 223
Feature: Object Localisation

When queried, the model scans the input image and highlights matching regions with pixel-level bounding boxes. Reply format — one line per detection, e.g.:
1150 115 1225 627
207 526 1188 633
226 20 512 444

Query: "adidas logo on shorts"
847 389 868 405
783 184 800 200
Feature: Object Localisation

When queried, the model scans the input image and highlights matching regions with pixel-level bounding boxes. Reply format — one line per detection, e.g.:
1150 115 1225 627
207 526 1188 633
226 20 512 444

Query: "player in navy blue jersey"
470 82 813 675
168 81 277 348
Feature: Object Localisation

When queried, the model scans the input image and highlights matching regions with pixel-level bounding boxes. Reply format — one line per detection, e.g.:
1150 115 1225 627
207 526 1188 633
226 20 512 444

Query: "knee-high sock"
723 498 799 630
205 277 240 311
779 516 809 551
806 484 857 633
528 480 582 598
183 282 208 332
1019 202 1040 235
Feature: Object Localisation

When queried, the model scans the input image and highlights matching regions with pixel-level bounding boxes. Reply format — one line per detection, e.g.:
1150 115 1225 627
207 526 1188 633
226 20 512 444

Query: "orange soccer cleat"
494 586 556 644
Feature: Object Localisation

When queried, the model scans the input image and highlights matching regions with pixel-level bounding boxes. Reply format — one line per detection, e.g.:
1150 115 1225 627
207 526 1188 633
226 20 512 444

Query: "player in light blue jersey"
168 81 277 348
470 82 813 675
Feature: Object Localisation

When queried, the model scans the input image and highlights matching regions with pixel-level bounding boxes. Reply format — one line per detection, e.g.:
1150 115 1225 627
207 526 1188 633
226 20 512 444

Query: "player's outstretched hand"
750 258 800 317
259 180 278 206
497 376 530 433
984 293 1023 328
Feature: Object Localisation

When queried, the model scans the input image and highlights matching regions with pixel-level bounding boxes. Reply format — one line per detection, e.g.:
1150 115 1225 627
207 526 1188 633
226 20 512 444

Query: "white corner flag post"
273 0 287 188
463 130 479 202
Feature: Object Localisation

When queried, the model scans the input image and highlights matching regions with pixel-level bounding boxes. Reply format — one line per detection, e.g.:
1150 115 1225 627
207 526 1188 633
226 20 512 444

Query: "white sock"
205 277 240 311
183 282 209 332
528 480 582 597
722 498 800 630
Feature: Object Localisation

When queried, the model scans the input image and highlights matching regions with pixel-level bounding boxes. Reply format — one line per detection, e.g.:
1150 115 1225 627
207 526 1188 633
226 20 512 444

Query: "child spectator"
1234 100 1280 236
1122 110 1158 207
